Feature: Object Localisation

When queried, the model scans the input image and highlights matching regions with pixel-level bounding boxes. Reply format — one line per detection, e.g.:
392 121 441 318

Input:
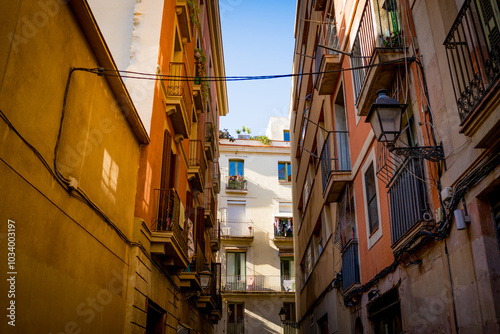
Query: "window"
362 150 382 248
280 257 295 291
226 252 246 291
229 159 244 177
282 302 296 322
278 162 292 182
275 217 293 237
367 287 402 334
318 314 329 334
227 159 246 191
364 163 379 234
283 130 290 142
227 303 244 334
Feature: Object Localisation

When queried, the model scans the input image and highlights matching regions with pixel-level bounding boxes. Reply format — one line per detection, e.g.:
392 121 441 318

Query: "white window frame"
361 148 382 249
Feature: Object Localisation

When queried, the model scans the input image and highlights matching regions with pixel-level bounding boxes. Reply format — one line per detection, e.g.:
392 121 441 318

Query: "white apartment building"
215 118 296 334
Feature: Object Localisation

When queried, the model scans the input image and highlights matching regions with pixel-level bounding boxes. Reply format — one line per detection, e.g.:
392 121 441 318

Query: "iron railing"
444 0 500 121
167 62 193 125
150 189 188 255
351 0 406 102
226 175 247 191
388 157 428 244
205 122 215 157
203 188 216 222
315 19 339 84
342 240 360 292
223 275 295 292
320 131 351 191
184 241 206 273
211 219 221 245
189 140 207 179
220 221 254 238
213 161 221 193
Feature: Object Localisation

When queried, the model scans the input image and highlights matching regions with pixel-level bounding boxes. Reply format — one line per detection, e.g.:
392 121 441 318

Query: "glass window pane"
278 163 285 180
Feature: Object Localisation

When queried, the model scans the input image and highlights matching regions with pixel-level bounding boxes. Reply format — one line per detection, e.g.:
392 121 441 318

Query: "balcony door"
226 252 246 291
227 303 244 334
280 257 295 291
226 200 246 236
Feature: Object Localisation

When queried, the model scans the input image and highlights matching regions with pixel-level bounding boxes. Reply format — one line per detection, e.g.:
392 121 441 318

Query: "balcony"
175 0 193 42
226 175 248 194
193 61 208 113
150 189 189 270
320 131 352 202
188 140 207 192
179 241 206 290
211 219 221 252
273 217 294 250
315 21 342 95
387 157 428 248
203 188 216 228
162 62 193 139
221 221 254 243
213 161 221 194
342 241 361 292
222 274 295 293
205 122 216 162
352 0 408 116
444 0 500 143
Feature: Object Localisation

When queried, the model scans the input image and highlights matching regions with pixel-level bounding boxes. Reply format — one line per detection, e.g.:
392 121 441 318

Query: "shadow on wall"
244 298 283 334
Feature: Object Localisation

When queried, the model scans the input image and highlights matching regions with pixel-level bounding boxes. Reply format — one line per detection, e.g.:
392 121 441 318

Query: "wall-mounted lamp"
366 89 445 162
198 263 212 290
278 307 300 329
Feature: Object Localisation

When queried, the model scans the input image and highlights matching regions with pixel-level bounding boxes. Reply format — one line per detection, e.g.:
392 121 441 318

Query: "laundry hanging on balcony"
187 218 195 260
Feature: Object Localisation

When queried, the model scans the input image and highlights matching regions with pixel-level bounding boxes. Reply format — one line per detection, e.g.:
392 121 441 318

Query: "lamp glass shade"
366 89 406 143
199 264 212 289
375 104 404 142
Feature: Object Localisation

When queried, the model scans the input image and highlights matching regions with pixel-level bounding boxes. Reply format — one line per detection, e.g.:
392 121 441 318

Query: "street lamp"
278 307 300 329
365 89 406 143
366 89 444 162
199 263 212 289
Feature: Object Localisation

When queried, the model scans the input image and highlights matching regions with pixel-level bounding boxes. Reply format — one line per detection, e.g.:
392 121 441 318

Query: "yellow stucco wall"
0 1 143 332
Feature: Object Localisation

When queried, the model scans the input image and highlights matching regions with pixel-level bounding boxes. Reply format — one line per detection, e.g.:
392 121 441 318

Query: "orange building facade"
291 0 500 333
131 0 228 332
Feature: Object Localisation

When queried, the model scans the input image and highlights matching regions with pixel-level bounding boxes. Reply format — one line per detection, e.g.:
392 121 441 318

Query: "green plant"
250 135 271 145
381 30 402 47
187 0 201 29
219 129 235 142
194 47 209 109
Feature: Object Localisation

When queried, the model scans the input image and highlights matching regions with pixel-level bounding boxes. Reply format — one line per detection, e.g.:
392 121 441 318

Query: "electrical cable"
87 57 416 83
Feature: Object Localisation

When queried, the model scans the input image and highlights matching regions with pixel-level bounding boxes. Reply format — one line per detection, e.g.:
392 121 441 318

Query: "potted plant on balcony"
187 0 201 29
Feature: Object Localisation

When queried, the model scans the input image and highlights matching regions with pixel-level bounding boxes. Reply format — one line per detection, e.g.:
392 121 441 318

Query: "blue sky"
219 0 297 136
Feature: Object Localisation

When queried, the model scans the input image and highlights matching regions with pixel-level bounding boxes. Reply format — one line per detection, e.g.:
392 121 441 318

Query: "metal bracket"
388 144 445 162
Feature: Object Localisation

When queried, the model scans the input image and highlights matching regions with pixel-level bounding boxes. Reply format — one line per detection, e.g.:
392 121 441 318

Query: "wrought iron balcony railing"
213 161 221 194
388 157 428 244
351 0 406 102
188 140 207 191
444 0 500 122
167 62 193 124
220 221 254 238
222 275 295 292
320 131 351 191
226 175 247 191
150 189 188 256
341 240 360 292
